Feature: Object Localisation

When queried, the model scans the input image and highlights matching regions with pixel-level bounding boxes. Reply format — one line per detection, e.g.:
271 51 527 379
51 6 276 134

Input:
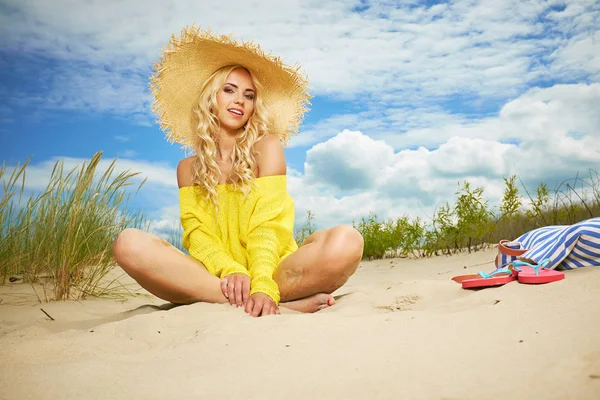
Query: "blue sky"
1 0 599 235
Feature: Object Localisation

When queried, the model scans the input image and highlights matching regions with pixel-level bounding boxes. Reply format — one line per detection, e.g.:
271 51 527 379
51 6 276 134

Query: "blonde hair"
189 65 270 211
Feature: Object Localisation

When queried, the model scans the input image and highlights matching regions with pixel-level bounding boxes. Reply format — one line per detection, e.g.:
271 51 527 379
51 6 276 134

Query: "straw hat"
150 25 312 150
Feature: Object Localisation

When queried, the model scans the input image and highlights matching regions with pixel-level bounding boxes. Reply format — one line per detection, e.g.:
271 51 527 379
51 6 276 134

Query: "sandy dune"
1 248 599 399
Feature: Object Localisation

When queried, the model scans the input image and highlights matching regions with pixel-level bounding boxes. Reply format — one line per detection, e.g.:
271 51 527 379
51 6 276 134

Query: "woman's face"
215 68 256 132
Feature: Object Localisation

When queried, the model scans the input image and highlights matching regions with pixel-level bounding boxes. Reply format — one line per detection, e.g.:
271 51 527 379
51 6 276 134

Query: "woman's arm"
177 158 249 279
245 135 289 315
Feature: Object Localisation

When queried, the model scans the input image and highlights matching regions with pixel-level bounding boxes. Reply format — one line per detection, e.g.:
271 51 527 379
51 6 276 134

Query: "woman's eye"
224 88 234 93
245 94 254 100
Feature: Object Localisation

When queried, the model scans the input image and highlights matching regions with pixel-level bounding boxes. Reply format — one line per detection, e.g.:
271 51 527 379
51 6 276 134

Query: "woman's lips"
228 109 243 117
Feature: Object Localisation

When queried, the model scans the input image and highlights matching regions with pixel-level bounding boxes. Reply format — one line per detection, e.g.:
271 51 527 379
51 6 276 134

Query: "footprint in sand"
375 295 421 312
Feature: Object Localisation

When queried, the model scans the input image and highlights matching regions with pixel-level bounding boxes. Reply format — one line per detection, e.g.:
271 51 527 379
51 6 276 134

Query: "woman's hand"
220 273 250 307
245 293 280 317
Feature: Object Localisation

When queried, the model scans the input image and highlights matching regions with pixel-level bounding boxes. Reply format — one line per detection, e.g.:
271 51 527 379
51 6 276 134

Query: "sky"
1 0 599 236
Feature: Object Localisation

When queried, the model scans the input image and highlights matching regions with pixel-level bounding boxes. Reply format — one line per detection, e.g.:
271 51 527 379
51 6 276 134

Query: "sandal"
460 265 517 289
513 259 565 284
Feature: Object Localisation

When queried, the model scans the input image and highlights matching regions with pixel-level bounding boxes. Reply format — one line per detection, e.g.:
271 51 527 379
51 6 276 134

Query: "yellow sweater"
179 175 298 304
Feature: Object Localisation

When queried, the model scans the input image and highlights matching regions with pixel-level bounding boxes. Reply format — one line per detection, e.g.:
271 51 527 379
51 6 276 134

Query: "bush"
349 171 600 260
294 210 316 247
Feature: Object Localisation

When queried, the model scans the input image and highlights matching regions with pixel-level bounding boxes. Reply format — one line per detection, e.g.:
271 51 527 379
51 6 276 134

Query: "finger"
227 280 235 306
234 279 243 308
268 303 277 315
264 302 275 317
220 278 228 299
269 304 278 316
252 300 262 318
260 303 270 317
269 302 279 316
245 298 254 314
241 279 250 306
275 307 280 315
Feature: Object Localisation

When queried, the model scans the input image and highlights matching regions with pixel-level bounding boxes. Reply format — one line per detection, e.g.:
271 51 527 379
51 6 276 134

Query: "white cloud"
291 114 362 148
1 0 598 130
120 150 138 158
304 129 394 190
2 154 177 192
146 204 182 240
3 62 153 122
295 82 600 151
292 106 472 149
549 30 600 81
430 137 514 178
289 82 600 229
374 82 600 150
45 66 152 117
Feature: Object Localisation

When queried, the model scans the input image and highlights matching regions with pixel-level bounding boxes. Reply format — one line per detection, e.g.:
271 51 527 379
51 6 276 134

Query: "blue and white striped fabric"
497 217 600 270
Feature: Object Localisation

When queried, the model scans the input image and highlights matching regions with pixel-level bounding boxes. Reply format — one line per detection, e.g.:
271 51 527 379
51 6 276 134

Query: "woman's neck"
215 128 237 162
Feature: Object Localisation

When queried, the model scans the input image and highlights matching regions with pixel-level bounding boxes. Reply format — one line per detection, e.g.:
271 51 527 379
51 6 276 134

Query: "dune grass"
164 221 185 253
0 152 146 301
294 170 600 260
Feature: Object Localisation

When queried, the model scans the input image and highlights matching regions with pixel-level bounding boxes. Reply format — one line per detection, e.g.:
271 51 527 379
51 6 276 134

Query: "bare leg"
276 224 364 313
112 228 226 305
112 225 363 313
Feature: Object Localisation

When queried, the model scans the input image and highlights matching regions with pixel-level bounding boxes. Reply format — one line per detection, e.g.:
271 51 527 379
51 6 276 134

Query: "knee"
112 228 145 269
322 225 364 276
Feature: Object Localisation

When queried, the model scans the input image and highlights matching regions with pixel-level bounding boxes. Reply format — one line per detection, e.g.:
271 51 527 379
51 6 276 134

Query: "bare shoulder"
254 134 286 178
177 156 195 188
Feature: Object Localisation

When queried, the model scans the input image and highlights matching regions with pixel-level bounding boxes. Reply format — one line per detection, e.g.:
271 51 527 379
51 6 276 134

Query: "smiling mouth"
228 109 243 116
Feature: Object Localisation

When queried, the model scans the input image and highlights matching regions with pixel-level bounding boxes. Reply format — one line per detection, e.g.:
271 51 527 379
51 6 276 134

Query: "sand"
1 248 599 400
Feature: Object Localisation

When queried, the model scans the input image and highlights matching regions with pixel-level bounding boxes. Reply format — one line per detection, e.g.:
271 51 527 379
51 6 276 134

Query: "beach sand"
1 248 599 399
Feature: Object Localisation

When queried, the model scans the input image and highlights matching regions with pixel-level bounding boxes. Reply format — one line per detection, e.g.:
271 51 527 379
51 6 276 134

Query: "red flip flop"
513 259 565 284
460 266 517 289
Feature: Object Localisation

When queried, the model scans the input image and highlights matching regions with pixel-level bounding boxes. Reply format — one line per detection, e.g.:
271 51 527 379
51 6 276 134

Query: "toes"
326 295 335 306
316 293 334 307
316 293 335 310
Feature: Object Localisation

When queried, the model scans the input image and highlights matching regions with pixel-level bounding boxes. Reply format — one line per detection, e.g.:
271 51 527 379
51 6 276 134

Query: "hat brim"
150 26 311 150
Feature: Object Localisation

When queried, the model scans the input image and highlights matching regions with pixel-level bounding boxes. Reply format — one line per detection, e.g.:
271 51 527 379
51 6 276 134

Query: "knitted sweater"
179 175 298 304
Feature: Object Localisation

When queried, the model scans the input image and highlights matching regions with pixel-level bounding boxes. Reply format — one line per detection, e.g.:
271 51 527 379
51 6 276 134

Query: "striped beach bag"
496 217 600 270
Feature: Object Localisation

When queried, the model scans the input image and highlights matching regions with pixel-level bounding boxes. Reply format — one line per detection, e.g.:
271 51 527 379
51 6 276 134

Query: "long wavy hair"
189 65 270 211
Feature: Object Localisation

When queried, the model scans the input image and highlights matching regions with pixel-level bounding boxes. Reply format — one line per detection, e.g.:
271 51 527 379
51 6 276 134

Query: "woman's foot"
280 293 335 313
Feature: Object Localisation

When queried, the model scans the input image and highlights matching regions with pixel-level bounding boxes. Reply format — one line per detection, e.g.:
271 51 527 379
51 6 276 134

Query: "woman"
112 26 364 317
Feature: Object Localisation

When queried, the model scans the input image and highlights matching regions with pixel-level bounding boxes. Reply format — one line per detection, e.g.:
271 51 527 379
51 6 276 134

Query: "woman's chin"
219 120 247 133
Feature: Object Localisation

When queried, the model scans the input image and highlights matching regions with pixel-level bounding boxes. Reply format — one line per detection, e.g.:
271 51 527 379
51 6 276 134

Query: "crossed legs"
112 225 364 313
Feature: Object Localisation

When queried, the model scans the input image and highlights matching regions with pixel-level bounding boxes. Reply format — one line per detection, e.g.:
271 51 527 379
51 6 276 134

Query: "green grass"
293 170 600 260
163 221 186 254
0 152 146 301
293 210 317 247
